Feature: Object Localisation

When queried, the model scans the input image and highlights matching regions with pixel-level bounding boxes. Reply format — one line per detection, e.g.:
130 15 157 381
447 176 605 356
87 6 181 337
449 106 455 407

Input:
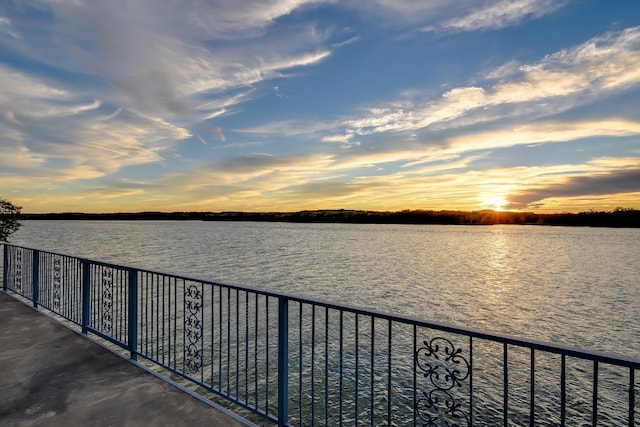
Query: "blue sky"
1 1 639 213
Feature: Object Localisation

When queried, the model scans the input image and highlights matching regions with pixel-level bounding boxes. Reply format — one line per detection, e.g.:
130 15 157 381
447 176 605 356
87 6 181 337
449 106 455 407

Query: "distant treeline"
20 208 640 228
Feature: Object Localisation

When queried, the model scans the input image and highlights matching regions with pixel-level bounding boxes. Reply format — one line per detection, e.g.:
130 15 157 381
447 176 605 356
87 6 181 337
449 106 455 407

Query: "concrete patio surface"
0 291 253 427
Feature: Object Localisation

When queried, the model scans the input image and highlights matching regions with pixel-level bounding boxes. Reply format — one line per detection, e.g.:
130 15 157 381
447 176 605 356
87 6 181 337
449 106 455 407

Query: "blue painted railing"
2 244 639 426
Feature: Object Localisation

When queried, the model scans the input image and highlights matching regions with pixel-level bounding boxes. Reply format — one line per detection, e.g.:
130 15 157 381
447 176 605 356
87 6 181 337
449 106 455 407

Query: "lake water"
9 220 640 359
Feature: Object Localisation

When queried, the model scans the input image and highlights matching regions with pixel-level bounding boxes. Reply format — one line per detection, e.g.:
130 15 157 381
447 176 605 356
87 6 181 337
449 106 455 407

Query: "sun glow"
480 195 509 211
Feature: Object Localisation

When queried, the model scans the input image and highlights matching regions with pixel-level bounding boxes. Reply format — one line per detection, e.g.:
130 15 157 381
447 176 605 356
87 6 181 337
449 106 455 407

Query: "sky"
1 1 640 214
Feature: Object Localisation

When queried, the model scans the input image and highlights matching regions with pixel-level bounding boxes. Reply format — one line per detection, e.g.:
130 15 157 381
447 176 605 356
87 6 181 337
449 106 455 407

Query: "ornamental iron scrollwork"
415 336 470 427
102 267 113 335
53 256 62 311
184 284 203 374
15 248 23 293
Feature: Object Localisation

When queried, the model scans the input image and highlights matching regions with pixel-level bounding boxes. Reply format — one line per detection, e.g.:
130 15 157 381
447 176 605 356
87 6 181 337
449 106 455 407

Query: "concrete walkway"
0 292 253 427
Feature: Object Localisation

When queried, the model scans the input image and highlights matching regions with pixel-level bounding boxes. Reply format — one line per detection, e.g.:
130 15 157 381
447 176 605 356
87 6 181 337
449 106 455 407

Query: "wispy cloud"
180 0 327 39
163 153 334 190
425 0 568 32
351 0 567 32
0 143 47 169
0 13 19 39
444 120 640 154
328 26 640 144
0 65 71 108
0 65 190 178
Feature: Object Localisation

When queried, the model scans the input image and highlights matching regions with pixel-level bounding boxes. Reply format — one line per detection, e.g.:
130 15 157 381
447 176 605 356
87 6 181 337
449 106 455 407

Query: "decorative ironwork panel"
102 267 113 335
53 256 62 311
415 336 471 427
15 247 23 293
184 284 203 374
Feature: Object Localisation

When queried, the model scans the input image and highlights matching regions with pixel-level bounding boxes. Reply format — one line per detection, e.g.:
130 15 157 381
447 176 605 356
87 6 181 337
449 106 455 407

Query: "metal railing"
2 244 638 426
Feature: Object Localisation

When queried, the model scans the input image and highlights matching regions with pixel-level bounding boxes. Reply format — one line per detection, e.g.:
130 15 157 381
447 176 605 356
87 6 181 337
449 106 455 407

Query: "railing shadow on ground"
2 244 639 426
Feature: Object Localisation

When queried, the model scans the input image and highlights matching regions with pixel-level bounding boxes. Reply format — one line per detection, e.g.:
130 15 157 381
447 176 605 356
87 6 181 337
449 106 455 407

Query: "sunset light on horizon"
1 1 640 214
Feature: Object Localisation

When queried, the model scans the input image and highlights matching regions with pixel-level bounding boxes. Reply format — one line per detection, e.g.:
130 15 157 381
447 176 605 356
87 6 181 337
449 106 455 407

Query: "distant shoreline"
19 208 640 228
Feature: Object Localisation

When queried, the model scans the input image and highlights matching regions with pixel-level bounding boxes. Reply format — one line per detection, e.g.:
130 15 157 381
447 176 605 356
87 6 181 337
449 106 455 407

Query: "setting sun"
481 195 509 211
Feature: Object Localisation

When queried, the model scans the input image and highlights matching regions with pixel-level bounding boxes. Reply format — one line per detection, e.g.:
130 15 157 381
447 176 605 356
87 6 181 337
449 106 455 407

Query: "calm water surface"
10 220 640 359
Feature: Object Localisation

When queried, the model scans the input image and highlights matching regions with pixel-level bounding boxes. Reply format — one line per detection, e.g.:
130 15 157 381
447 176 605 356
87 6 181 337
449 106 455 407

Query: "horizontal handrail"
3 243 639 426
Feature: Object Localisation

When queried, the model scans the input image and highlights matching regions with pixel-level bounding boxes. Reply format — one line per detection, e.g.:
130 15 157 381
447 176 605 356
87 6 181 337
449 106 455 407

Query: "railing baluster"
253 291 258 409
128 268 138 360
121 269 125 341
168 275 173 369
504 342 509 427
370 316 375 427
114 269 119 341
181 278 186 375
592 360 599 427
245 291 249 406
387 319 392 427
277 296 289 427
629 368 635 427
355 313 359 424
149 270 160 359
2 244 7 292
32 250 39 308
172 276 177 371
339 310 344 427
211 283 216 389
469 336 474 426
220 285 224 391
163 275 168 365
299 302 304 425
530 348 535 426
198 283 204 385
70 257 74 320
145 272 150 356
227 287 231 395
265 296 270 416
561 354 566 426
324 306 329 427
236 288 240 400
412 324 417 427
311 304 316 426
81 260 90 334
76 258 81 322
147 273 151 358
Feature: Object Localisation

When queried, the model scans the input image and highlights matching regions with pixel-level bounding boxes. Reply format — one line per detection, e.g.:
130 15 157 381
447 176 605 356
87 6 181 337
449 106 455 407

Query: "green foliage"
0 198 22 242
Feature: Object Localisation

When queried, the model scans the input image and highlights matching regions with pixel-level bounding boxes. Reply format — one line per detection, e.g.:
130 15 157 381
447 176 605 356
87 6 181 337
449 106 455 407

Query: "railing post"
277 296 289 427
32 250 40 308
81 260 91 334
128 268 138 361
2 244 7 292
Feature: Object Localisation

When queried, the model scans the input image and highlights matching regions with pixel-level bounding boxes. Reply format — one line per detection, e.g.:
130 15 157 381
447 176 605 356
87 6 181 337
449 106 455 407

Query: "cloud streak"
427 0 568 32
331 26 640 141
349 0 566 32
